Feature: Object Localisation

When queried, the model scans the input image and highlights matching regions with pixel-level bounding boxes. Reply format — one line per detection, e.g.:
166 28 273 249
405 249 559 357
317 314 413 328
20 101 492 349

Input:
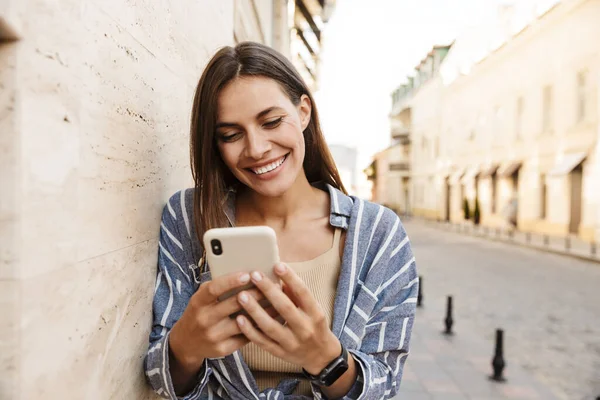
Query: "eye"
218 132 242 143
263 117 283 129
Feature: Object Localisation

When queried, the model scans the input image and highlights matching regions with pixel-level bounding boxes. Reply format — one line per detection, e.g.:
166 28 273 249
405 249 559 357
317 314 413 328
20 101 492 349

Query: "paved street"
396 219 600 400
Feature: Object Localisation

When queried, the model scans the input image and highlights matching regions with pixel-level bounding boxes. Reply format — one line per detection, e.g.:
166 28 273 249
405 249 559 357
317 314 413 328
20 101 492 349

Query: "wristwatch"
302 342 349 387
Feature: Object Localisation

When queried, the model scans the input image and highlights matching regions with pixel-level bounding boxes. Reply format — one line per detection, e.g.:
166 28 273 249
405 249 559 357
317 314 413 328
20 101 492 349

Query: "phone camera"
211 239 223 255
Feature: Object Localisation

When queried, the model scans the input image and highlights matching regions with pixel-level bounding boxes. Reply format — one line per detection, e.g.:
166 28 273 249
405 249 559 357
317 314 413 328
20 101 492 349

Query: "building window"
576 70 588 123
515 96 524 139
542 85 553 133
540 174 547 219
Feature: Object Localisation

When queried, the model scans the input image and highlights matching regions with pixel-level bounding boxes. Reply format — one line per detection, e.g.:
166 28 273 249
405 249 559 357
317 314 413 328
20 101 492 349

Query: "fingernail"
237 315 245 326
239 292 248 303
239 273 250 284
275 263 286 274
251 271 262 282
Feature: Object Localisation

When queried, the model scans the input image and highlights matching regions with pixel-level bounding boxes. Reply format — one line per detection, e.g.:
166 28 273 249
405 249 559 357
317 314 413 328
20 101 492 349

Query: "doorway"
569 164 583 234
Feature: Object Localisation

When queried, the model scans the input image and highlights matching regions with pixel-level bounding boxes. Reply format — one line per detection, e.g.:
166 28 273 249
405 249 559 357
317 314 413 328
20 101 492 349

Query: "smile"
250 154 288 175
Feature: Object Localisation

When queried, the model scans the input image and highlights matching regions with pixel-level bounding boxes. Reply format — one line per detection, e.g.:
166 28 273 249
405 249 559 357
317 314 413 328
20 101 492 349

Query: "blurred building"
0 1 335 398
372 0 600 241
329 144 358 194
289 0 337 91
369 45 451 214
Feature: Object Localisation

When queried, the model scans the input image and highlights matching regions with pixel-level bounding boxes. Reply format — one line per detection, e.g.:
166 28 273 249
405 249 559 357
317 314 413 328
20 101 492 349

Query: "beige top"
240 228 343 396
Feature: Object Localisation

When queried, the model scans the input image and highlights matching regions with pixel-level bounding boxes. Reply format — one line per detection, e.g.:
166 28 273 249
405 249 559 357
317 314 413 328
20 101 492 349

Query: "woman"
145 42 418 400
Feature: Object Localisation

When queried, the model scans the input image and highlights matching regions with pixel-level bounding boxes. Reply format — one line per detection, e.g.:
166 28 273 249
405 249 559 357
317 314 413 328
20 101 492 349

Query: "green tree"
463 198 470 220
473 198 481 225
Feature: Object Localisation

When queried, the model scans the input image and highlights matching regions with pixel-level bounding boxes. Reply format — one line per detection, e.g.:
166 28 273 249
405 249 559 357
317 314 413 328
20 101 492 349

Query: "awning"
479 163 500 178
497 161 522 177
449 168 465 184
461 165 481 184
548 152 587 176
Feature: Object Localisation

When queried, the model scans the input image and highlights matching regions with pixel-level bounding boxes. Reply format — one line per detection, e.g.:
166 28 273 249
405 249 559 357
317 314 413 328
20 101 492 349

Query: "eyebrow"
215 106 282 129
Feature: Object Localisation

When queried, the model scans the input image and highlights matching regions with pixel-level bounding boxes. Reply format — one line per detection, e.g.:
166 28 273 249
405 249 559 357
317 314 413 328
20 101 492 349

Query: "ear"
298 94 312 131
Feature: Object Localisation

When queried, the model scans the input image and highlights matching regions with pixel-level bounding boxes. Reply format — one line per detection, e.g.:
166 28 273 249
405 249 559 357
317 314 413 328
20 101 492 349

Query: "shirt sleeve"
315 212 418 400
144 193 212 399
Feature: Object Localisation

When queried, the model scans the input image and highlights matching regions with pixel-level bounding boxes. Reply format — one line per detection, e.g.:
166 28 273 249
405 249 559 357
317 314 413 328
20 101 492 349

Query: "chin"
247 177 297 198
237 170 300 198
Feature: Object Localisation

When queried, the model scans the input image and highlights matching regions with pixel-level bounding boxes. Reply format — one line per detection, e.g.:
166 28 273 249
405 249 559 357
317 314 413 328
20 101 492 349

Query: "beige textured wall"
0 1 279 399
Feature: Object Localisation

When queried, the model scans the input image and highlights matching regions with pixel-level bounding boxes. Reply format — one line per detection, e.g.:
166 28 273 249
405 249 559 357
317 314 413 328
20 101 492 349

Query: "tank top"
240 228 343 396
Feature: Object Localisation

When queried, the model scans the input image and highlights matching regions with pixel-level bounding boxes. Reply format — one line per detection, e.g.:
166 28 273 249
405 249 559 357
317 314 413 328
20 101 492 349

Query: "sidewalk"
418 218 599 264
393 308 561 400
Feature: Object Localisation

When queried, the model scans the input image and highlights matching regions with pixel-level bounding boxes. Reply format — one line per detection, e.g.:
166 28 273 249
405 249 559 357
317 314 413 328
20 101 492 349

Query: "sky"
314 0 505 176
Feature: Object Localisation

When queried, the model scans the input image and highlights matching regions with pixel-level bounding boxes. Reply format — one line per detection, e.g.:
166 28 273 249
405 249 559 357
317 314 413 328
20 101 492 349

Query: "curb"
411 217 600 264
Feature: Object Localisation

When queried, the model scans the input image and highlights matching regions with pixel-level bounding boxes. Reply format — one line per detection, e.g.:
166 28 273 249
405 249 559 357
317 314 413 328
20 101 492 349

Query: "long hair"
190 41 347 240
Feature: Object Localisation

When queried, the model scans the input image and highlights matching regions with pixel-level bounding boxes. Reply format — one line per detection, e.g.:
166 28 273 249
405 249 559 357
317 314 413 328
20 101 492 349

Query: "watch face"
322 358 349 386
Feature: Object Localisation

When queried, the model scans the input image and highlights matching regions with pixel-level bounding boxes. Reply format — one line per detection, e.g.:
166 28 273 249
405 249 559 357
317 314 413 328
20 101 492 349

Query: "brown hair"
189 41 347 240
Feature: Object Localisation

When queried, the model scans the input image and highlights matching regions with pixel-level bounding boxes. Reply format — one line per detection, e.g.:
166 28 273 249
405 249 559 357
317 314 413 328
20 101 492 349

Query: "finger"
195 272 252 304
214 335 250 357
238 288 293 346
236 314 285 358
210 316 247 339
282 283 300 307
250 270 306 331
211 288 264 321
273 264 321 317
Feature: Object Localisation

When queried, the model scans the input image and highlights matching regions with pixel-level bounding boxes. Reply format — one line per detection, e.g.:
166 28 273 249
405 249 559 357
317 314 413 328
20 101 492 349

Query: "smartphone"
203 226 280 303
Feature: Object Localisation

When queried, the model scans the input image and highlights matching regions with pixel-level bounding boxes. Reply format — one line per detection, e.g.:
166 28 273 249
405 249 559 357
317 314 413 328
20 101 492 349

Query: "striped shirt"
144 184 418 399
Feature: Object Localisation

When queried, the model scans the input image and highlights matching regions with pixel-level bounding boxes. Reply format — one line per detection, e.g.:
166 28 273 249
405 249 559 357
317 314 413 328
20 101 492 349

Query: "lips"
248 154 288 175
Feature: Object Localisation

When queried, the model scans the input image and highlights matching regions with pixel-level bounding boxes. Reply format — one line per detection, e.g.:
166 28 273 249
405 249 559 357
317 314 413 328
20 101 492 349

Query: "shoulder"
348 196 404 235
161 188 195 232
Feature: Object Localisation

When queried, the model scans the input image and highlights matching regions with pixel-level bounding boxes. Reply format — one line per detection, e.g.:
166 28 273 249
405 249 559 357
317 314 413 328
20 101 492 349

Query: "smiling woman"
144 42 418 400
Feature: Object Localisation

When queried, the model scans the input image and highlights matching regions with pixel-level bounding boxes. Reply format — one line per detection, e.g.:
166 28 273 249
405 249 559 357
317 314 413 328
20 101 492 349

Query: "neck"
237 173 325 228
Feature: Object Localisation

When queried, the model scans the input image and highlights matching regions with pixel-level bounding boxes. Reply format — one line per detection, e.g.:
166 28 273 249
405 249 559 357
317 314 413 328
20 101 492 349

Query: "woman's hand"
168 272 265 394
234 264 343 377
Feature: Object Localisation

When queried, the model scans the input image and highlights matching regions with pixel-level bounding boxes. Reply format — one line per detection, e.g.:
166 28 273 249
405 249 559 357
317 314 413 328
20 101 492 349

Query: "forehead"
217 76 291 122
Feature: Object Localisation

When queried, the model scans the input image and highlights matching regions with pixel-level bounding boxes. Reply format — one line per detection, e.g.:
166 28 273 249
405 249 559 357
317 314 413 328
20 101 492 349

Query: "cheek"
217 144 239 169
279 120 305 147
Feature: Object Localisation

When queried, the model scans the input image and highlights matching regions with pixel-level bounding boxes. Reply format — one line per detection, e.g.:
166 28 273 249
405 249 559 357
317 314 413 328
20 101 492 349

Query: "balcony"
390 119 411 142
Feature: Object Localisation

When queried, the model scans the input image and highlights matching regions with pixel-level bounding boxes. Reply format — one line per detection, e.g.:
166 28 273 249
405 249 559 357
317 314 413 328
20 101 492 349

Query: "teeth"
252 156 286 175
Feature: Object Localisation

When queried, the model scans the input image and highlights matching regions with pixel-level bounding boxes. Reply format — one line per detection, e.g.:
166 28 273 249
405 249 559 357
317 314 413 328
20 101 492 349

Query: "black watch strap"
302 342 349 387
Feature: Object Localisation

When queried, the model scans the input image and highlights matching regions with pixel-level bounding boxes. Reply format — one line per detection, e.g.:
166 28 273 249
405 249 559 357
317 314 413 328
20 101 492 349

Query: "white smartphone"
203 226 280 303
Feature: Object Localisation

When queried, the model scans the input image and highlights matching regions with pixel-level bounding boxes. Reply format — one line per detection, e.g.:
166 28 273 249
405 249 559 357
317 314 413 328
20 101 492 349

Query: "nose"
245 129 271 160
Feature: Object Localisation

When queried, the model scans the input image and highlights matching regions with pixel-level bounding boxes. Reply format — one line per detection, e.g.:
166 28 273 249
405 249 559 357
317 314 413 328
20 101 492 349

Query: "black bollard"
526 232 531 243
544 234 549 246
565 236 571 251
490 329 506 382
443 296 453 335
592 242 597 257
417 276 423 307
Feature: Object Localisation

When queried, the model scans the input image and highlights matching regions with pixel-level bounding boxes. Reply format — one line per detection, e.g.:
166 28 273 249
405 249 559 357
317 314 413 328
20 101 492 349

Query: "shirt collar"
222 182 353 229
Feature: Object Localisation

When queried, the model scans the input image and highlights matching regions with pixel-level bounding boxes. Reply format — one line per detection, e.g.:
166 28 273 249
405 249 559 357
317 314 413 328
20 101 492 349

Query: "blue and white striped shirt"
145 184 418 399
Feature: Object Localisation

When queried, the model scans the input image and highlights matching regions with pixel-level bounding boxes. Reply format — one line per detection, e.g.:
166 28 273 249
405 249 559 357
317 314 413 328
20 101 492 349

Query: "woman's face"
215 76 311 197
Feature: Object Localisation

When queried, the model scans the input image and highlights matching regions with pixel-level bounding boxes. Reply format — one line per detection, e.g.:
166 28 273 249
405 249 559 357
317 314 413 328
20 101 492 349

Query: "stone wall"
0 1 284 398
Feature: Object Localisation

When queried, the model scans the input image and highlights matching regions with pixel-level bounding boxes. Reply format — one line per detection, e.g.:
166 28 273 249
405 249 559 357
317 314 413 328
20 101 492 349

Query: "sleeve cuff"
157 332 212 400
343 350 369 399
